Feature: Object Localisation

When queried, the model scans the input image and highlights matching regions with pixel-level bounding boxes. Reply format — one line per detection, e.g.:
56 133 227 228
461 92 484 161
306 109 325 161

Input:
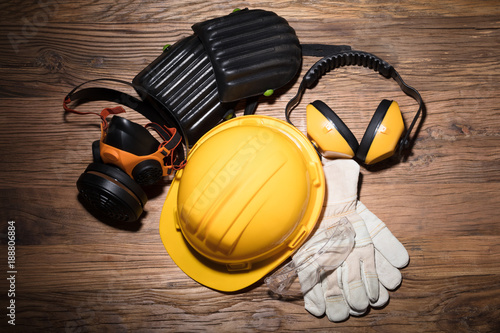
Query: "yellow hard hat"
159 115 325 292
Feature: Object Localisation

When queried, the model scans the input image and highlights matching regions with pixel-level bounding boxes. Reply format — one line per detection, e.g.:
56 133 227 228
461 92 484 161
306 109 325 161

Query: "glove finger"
341 256 369 312
371 282 389 308
349 307 368 317
303 280 326 317
324 268 350 322
349 282 389 318
349 283 389 317
372 227 409 269
361 246 379 303
296 261 327 317
356 202 409 268
375 250 403 290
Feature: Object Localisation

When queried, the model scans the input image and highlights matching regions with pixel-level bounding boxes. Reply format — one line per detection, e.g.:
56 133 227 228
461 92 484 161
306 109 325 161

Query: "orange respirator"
63 100 185 223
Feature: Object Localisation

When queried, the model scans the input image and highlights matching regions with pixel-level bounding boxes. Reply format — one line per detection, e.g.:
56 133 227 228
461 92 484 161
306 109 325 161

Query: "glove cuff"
322 159 360 216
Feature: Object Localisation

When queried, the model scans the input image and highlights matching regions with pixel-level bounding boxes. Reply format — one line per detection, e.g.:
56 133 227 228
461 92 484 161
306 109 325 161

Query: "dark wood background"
1 0 499 332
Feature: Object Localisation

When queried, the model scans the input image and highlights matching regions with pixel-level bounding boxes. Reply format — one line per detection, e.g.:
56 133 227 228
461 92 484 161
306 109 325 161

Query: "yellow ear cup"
357 100 405 165
306 101 359 159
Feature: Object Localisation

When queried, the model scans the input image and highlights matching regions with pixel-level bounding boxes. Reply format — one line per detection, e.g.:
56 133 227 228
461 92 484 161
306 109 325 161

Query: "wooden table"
1 1 499 331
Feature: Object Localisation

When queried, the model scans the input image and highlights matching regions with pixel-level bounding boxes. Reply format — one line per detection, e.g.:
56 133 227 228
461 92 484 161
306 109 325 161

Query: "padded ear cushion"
356 99 393 163
77 163 148 222
311 100 359 154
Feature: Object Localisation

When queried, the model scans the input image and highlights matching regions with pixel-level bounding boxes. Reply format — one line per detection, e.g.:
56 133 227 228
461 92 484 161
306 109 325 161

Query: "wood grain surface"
1 0 499 332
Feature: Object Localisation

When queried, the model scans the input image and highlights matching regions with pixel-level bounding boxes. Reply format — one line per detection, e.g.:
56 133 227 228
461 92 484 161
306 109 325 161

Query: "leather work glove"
293 159 409 322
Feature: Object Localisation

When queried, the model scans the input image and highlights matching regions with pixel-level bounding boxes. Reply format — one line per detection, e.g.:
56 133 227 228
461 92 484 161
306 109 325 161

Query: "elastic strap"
63 78 169 128
63 94 127 131
146 123 186 171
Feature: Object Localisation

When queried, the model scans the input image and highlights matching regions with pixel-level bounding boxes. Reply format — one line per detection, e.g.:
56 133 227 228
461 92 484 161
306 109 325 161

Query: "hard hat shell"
160 115 324 292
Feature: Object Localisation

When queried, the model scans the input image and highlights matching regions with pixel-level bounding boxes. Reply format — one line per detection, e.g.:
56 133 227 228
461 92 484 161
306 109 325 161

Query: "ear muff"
286 50 424 165
356 99 405 165
306 100 358 158
76 163 148 223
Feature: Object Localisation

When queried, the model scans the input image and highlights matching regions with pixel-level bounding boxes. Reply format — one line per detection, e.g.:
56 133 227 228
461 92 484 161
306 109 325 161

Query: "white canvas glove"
342 202 409 318
357 202 409 291
295 159 409 322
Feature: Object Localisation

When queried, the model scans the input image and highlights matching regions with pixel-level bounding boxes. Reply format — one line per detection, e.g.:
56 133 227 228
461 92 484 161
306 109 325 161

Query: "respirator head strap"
146 123 186 171
63 78 171 130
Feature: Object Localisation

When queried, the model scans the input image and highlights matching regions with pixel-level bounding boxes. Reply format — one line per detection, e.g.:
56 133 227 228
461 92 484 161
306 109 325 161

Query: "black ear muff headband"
285 50 424 156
